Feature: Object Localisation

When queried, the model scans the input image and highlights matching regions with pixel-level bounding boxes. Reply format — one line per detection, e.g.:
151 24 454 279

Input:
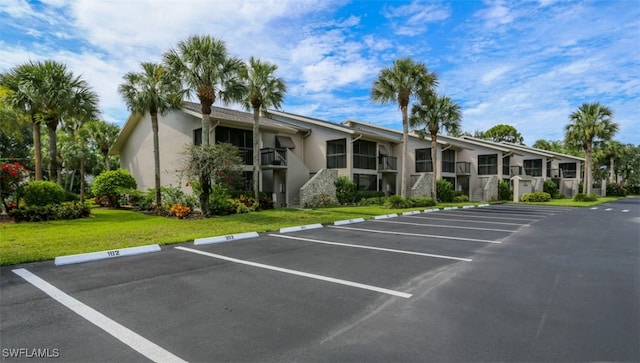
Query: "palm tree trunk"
585 143 592 195
151 113 162 207
104 151 111 170
80 157 85 202
609 156 615 183
252 107 260 200
431 135 438 199
47 120 59 183
401 105 409 198
33 120 43 180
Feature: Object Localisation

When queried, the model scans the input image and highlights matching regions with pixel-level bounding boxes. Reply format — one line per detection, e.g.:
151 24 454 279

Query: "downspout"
351 133 363 142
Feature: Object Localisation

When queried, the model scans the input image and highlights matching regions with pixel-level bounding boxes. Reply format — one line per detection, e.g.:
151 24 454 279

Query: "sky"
1 0 639 146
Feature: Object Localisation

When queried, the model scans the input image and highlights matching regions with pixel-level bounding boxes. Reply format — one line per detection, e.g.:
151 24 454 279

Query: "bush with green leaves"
23 181 65 206
543 179 559 197
436 179 454 203
606 183 628 197
357 190 385 200
453 195 469 203
335 176 358 204
9 202 90 223
498 179 512 201
208 184 237 216
359 196 388 206
520 192 551 202
573 193 598 202
92 169 137 207
384 195 435 209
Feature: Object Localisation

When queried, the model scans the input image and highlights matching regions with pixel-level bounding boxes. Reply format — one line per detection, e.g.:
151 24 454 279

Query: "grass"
0 197 623 266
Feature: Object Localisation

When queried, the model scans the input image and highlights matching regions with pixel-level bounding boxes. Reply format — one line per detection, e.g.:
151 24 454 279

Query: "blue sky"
1 0 638 145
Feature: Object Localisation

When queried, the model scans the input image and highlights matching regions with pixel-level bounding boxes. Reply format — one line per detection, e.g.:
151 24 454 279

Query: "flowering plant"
169 203 191 219
1 162 29 211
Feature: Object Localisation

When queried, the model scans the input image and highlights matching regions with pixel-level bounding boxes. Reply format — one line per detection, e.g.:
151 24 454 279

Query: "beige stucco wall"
119 110 198 193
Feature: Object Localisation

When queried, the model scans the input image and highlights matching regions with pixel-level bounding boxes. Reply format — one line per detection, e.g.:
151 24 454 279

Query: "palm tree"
163 35 245 147
1 62 45 180
34 60 99 184
240 56 287 199
600 140 625 184
371 58 438 197
86 120 120 171
565 102 618 195
409 93 462 198
118 62 185 207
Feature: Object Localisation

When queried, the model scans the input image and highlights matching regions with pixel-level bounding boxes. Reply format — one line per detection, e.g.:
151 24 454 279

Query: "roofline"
110 112 142 155
501 142 585 161
266 110 355 134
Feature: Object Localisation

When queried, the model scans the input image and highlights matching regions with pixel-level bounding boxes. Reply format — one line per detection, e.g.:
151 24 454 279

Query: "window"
353 140 376 170
415 148 433 172
326 139 347 169
354 174 377 191
442 150 455 173
215 126 253 165
559 162 577 178
194 128 202 146
478 154 498 175
524 159 543 176
546 160 552 178
502 155 510 175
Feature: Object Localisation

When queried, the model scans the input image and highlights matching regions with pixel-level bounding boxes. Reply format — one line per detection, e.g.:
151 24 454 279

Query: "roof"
500 142 584 161
110 102 298 155
266 109 352 134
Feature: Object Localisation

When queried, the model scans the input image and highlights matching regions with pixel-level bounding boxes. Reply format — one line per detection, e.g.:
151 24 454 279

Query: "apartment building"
110 103 584 206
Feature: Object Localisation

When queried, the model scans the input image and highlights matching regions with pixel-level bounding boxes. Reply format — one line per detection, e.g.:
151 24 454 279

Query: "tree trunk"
151 113 162 208
400 105 408 198
47 120 59 183
431 135 438 199
33 120 43 180
104 151 111 171
584 143 592 195
80 156 85 202
253 107 260 200
609 156 615 184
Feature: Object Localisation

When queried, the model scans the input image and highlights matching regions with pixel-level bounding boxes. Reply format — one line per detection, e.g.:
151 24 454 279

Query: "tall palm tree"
409 93 462 199
86 120 120 171
240 56 287 199
1 62 45 180
163 35 245 147
371 58 438 197
118 62 185 207
565 102 618 195
600 140 625 184
34 60 99 184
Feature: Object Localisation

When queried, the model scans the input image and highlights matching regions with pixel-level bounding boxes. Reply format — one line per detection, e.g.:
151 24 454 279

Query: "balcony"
378 155 398 172
260 147 287 168
456 162 471 175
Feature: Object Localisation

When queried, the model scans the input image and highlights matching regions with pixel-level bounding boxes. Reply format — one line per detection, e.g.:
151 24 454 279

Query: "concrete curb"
55 244 161 266
334 218 366 226
279 223 323 233
194 232 259 245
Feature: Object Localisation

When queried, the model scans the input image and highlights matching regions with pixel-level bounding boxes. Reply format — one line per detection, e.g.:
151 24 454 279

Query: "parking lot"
2 201 638 362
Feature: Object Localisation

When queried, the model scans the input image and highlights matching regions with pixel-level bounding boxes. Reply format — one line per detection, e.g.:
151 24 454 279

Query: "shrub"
543 179 559 197
520 192 551 202
169 203 191 219
573 193 598 202
606 183 628 197
454 195 469 203
305 194 337 208
9 202 90 223
92 169 137 207
23 181 65 206
208 184 237 216
359 196 388 206
235 194 258 212
357 190 385 200
498 179 512 201
335 176 358 204
436 179 454 203
385 195 411 209
409 196 436 207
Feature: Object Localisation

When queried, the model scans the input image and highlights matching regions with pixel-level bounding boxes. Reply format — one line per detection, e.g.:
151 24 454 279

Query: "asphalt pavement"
1 200 638 362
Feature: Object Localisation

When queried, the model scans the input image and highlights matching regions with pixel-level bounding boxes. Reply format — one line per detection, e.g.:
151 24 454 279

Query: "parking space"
2 202 637 362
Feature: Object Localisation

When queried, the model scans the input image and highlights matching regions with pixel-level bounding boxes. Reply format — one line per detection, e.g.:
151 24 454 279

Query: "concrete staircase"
471 188 484 202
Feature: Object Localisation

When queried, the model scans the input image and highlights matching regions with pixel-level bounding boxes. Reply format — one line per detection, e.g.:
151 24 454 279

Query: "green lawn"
0 198 623 266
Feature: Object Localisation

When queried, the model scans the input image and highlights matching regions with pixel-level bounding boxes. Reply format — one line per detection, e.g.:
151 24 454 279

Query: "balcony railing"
260 147 287 166
456 162 471 175
378 155 398 171
238 147 253 165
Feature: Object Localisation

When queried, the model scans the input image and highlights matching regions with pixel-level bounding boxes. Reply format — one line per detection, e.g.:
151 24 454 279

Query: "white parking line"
328 225 501 244
433 211 535 221
12 269 186 363
268 234 472 262
371 219 517 233
406 215 527 226
175 247 412 298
